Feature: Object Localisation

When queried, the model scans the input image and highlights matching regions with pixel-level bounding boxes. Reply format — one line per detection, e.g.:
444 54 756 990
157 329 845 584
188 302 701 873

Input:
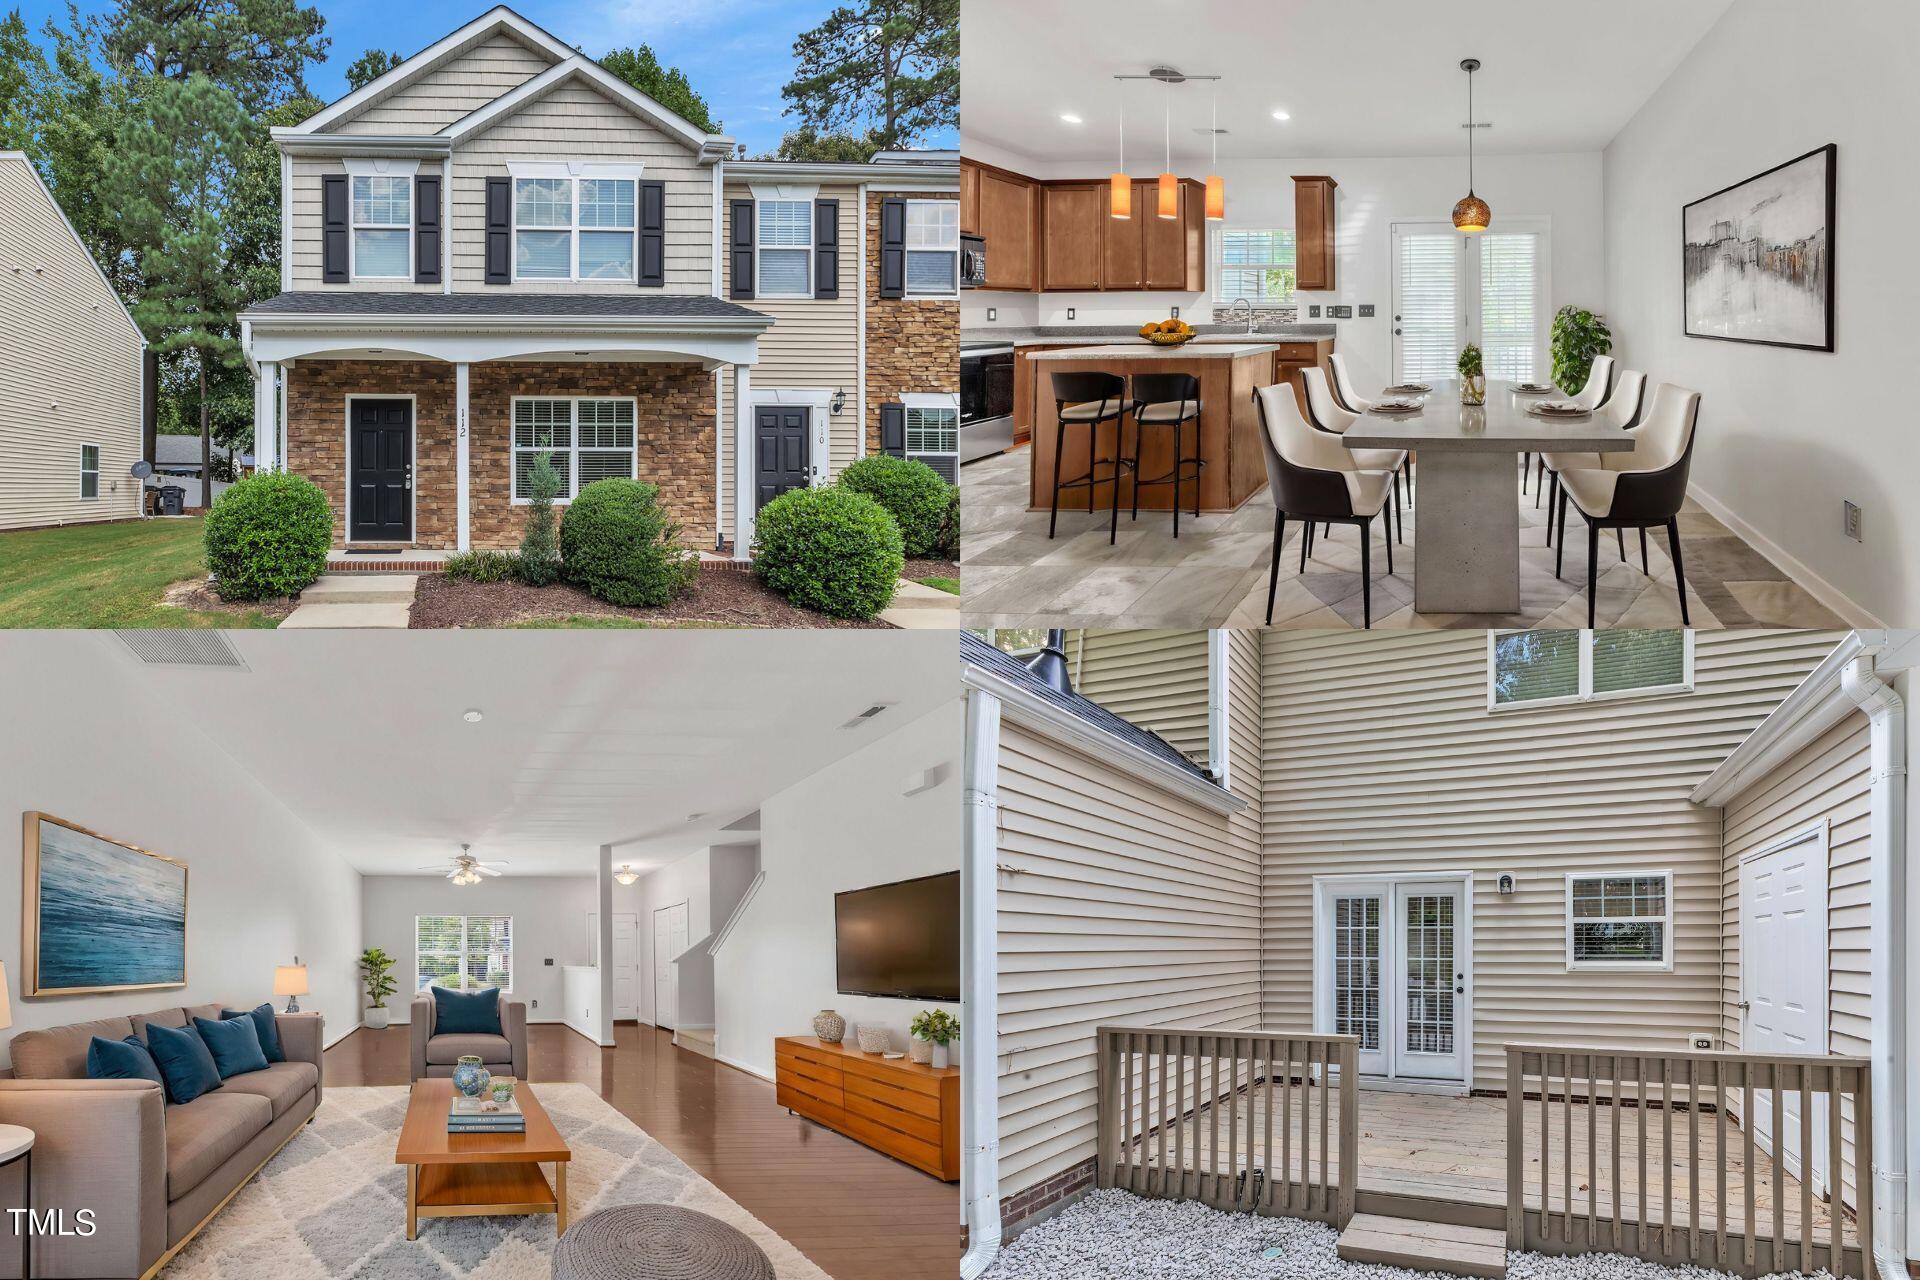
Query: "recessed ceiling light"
462 709 484 723
1271 109 1291 122
1059 112 1083 125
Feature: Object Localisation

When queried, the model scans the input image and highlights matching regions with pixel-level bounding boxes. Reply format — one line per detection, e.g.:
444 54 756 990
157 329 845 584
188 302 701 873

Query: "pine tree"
783 0 957 150
517 455 563 586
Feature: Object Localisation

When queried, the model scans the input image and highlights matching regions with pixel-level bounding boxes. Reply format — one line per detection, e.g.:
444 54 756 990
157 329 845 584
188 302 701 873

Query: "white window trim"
78 443 100 500
347 171 415 282
903 198 961 299
414 913 514 994
507 162 646 285
1564 869 1674 972
900 394 960 458
1211 225 1298 306
510 395 640 505
753 193 816 299
1486 629 1695 712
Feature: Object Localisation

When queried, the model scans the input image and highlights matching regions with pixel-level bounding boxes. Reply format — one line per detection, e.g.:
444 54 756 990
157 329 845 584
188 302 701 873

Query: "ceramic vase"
364 1006 389 1030
491 1079 516 1105
1461 374 1486 406
811 1009 846 1043
452 1055 491 1098
856 1025 891 1054
908 1038 933 1065
931 1043 950 1070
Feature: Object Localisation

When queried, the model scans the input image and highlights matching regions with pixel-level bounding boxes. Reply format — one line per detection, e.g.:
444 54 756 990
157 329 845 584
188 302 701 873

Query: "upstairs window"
756 199 813 297
1566 872 1672 970
351 175 411 279
1490 630 1692 709
1213 228 1296 305
904 200 960 296
515 176 637 282
79 444 99 499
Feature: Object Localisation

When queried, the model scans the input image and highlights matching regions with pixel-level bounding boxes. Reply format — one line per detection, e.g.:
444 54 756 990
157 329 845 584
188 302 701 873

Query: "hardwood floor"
325 1020 960 1280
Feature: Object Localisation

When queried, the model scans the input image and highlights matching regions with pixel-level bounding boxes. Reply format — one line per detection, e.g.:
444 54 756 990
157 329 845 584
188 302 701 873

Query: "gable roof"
440 54 731 157
0 152 145 350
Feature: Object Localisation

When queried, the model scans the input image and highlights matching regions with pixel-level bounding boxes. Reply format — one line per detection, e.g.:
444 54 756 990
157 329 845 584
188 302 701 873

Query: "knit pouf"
552 1205 776 1280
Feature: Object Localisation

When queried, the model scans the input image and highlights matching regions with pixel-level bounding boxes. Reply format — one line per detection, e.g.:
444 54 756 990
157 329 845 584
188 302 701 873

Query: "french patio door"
1391 221 1549 385
1323 877 1469 1084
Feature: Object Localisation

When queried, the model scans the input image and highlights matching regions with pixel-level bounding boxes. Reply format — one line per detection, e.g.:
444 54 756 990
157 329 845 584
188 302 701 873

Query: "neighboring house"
146 436 253 509
958 628 1920 1280
0 151 148 531
239 6 958 556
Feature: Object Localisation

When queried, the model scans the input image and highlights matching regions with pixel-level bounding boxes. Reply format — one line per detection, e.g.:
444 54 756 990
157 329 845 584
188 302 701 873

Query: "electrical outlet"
530 998 539 1009
1358 304 1376 318
1308 304 1321 318
1329 305 1353 319
1066 307 1076 321
1844 500 1862 541
986 307 997 322
1170 305 1180 319
544 957 554 965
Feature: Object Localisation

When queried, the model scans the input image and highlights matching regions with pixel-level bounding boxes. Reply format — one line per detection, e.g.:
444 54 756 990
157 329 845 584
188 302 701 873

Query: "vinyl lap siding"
1258 629 1842 1091
0 158 143 529
329 32 555 135
1069 629 1212 767
287 158 444 291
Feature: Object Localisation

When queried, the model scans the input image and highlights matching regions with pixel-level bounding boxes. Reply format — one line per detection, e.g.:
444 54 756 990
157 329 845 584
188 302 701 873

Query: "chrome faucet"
1227 298 1256 334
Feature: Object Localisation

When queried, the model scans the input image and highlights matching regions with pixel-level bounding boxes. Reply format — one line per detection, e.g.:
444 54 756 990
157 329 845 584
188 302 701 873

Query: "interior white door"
1329 889 1388 1077
653 902 688 1031
1742 833 1829 1194
1392 221 1548 384
1392 225 1463 383
611 914 639 1021
1392 883 1467 1081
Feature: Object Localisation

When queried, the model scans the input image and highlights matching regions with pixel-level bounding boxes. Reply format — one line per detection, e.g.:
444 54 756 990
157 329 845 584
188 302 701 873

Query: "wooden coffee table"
395 1078 572 1240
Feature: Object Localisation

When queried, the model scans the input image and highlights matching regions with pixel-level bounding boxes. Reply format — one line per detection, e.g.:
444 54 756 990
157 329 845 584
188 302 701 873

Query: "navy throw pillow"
194 1015 269 1078
145 1021 223 1105
222 1004 284 1063
432 985 502 1036
85 1035 164 1087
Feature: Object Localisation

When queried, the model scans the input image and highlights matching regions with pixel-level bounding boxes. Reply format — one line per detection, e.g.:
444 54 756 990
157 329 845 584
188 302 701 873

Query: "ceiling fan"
417 844 507 886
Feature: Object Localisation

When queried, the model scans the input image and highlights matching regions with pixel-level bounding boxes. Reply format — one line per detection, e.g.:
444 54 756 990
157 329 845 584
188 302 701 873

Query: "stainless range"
960 343 1015 463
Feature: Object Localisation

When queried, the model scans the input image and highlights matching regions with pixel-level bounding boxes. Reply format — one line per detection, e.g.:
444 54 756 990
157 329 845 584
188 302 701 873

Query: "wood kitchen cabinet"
1142 180 1206 291
961 159 1206 293
1041 182 1106 291
1272 337 1335 414
968 159 1040 291
1293 174 1338 291
959 160 979 233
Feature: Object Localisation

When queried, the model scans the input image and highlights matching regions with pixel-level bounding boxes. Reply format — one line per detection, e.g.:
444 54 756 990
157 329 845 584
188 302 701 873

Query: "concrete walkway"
280 574 417 628
880 578 960 629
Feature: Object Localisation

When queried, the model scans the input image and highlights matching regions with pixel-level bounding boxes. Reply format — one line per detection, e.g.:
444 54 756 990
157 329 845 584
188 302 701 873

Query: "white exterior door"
653 902 688 1031
1329 888 1388 1077
1318 876 1470 1085
611 914 638 1020
1393 883 1468 1081
1741 829 1829 1194
1392 220 1549 384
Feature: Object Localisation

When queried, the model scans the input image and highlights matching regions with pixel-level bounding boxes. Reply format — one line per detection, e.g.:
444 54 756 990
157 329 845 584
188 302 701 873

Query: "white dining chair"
1302 367 1409 543
1328 353 1373 414
1539 369 1646 554
1569 353 1615 412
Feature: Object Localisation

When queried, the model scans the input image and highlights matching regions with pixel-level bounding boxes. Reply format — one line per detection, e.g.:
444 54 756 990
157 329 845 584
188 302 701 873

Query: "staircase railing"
1503 1044 1870 1279
1095 1025 1358 1226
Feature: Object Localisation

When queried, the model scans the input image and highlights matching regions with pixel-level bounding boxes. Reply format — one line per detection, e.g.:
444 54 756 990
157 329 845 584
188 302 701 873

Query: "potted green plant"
910 1009 960 1070
1550 305 1613 397
1457 343 1485 406
360 946 398 1030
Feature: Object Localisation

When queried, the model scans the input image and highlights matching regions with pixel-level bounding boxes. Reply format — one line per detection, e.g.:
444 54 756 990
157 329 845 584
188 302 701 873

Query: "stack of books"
447 1093 525 1134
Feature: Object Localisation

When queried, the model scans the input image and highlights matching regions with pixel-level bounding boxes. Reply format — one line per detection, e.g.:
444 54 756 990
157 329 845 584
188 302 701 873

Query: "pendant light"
1452 57 1490 233
1204 81 1224 221
1157 77 1178 219
1109 79 1130 219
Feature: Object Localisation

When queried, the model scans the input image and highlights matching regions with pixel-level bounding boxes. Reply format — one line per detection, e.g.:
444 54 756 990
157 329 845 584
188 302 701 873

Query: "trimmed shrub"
443 549 519 583
753 485 903 619
560 477 697 607
516 453 562 586
933 483 961 560
203 472 332 601
837 455 952 557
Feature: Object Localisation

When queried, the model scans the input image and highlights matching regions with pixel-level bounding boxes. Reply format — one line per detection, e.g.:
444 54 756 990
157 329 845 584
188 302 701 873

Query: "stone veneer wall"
285 359 715 549
864 190 960 453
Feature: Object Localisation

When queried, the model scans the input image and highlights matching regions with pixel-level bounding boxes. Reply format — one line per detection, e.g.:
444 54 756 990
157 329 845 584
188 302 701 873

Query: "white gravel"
984 1189 1838 1280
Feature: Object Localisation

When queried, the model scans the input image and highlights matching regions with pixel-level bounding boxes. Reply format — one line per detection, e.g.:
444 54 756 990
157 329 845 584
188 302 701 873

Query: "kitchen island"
1024 343 1278 514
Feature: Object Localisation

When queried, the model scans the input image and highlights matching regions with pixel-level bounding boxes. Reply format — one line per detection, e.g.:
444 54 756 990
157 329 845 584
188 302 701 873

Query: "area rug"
163 1084 831 1280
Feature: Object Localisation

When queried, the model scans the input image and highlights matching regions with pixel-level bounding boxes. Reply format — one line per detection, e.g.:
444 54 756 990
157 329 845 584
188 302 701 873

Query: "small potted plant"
910 1009 960 1070
359 946 398 1030
1457 343 1486 406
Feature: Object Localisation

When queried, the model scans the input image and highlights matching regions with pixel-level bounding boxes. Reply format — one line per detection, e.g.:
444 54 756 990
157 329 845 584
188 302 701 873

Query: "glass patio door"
1331 891 1387 1076
1393 883 1467 1081
1323 878 1470 1084
1392 221 1549 385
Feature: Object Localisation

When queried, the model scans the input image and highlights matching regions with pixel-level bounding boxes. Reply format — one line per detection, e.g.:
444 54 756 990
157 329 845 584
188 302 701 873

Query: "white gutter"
1842 650 1909 1280
714 158 727 549
1207 629 1230 789
960 687 1003 1280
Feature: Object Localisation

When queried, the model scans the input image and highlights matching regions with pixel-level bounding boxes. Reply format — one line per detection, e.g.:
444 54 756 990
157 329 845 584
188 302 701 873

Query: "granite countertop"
1024 342 1280 360
961 323 1336 348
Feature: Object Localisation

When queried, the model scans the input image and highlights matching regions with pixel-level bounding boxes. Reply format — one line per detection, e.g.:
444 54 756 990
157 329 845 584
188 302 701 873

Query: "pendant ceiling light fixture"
1205 81 1224 221
614 864 639 886
1157 77 1178 220
1110 79 1130 219
1452 57 1490 233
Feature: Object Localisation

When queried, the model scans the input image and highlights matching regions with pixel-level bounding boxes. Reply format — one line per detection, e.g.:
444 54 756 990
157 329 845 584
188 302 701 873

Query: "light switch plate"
1066 307 1076 320
1844 500 1862 541
1170 305 1180 319
986 307 997 322
1358 304 1376 317
1308 304 1321 318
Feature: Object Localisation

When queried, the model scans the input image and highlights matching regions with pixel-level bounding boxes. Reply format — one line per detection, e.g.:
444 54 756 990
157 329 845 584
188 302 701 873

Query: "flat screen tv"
835 871 960 1001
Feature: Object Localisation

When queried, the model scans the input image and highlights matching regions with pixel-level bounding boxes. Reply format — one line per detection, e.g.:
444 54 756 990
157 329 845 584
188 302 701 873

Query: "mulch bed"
409 566 890 629
162 578 300 622
903 558 961 582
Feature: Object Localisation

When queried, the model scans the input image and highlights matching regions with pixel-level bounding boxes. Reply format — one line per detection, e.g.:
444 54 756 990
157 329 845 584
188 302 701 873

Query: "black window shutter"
637 180 666 287
414 174 442 284
484 176 511 285
814 198 839 299
729 199 755 300
321 174 349 283
879 402 906 457
879 197 906 299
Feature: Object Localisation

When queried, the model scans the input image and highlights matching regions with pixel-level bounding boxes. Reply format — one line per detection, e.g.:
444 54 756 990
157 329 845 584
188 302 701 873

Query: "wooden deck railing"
1504 1045 1871 1279
1095 1026 1358 1226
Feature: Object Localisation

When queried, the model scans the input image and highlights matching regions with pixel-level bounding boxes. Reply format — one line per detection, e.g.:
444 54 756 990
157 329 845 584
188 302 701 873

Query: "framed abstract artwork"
22 811 188 996
1682 143 1835 351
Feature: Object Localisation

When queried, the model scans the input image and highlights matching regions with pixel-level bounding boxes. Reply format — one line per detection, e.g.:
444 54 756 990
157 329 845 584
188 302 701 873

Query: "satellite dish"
130 459 153 479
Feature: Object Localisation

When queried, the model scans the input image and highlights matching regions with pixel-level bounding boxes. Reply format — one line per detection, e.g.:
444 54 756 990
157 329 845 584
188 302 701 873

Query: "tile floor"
961 447 1844 630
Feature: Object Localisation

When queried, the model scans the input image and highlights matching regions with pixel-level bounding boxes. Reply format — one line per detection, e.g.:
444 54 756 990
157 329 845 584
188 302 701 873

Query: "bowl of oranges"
1140 317 1196 346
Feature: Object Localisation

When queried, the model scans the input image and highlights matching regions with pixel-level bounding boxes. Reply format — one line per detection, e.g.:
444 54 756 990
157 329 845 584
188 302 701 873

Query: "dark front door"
754 405 811 510
349 398 413 542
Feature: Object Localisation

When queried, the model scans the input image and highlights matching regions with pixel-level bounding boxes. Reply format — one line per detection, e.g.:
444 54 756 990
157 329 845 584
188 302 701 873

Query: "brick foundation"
998 1156 1098 1233
285 359 716 550
865 191 960 453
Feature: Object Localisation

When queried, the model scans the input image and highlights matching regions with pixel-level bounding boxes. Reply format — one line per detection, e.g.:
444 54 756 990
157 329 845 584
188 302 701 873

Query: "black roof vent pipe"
1025 629 1074 696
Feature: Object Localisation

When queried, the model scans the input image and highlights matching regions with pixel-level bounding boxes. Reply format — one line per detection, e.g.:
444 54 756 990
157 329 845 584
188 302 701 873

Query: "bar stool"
1127 372 1206 537
1046 371 1133 544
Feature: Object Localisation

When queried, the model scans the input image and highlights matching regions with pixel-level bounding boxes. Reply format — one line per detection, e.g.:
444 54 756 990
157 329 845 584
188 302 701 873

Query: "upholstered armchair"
409 991 529 1082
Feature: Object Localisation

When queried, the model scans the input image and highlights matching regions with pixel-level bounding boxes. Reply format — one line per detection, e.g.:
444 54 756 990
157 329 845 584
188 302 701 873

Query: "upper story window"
352 175 411 279
1213 228 1296 305
905 200 960 296
756 199 813 297
515 176 638 282
1489 629 1693 710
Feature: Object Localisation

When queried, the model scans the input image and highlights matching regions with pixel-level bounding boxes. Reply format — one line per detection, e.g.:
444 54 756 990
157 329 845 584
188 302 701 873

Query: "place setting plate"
1382 383 1432 395
1370 398 1424 415
1526 400 1591 418
1511 381 1556 395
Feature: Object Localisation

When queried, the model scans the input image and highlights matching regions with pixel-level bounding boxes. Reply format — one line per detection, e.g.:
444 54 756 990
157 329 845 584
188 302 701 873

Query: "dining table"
1340 379 1632 615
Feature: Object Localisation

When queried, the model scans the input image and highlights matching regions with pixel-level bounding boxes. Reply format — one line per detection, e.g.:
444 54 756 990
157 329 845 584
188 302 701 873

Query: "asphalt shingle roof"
242 292 768 320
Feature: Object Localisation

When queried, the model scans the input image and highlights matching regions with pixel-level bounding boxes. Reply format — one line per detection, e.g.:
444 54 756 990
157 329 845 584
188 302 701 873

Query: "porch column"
253 361 279 474
455 362 471 552
276 362 290 475
732 364 753 560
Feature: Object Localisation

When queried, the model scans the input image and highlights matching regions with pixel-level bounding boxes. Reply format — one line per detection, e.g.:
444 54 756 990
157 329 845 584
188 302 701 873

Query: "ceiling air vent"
115 631 249 670
840 703 892 730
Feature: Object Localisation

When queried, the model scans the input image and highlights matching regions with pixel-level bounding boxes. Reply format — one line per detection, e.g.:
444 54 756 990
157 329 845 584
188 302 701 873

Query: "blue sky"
11 0 957 156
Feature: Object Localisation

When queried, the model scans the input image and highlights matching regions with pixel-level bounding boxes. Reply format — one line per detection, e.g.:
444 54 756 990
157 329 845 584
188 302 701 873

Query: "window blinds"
1479 232 1539 381
416 914 513 992
1394 231 1458 382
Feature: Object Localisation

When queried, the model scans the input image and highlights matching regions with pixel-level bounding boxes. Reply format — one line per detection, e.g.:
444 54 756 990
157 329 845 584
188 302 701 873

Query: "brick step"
1336 1213 1507 1278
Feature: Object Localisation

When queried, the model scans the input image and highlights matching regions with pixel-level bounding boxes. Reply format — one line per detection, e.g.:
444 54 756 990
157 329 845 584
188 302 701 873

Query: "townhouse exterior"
239 6 958 558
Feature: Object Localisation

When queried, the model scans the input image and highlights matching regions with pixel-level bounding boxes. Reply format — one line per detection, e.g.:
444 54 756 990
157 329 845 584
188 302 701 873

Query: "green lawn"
0 518 279 629
918 576 961 595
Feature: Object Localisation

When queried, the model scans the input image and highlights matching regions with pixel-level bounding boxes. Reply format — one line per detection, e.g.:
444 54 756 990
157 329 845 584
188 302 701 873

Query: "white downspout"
1207 629 1230 790
960 687 1003 1280
856 181 869 458
1842 652 1908 1280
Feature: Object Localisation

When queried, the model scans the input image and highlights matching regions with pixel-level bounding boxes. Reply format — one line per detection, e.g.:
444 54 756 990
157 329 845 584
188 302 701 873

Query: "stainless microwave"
960 234 986 288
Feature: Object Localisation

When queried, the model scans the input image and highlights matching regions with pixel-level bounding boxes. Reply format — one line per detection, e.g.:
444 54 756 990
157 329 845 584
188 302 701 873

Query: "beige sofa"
0 1003 322 1279
409 993 527 1082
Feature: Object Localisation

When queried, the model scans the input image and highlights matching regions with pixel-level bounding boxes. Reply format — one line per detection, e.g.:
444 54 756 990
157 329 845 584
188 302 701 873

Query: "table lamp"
274 958 309 1013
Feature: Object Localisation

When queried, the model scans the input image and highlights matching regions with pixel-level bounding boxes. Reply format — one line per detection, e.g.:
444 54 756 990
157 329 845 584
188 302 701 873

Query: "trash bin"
157 485 185 516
